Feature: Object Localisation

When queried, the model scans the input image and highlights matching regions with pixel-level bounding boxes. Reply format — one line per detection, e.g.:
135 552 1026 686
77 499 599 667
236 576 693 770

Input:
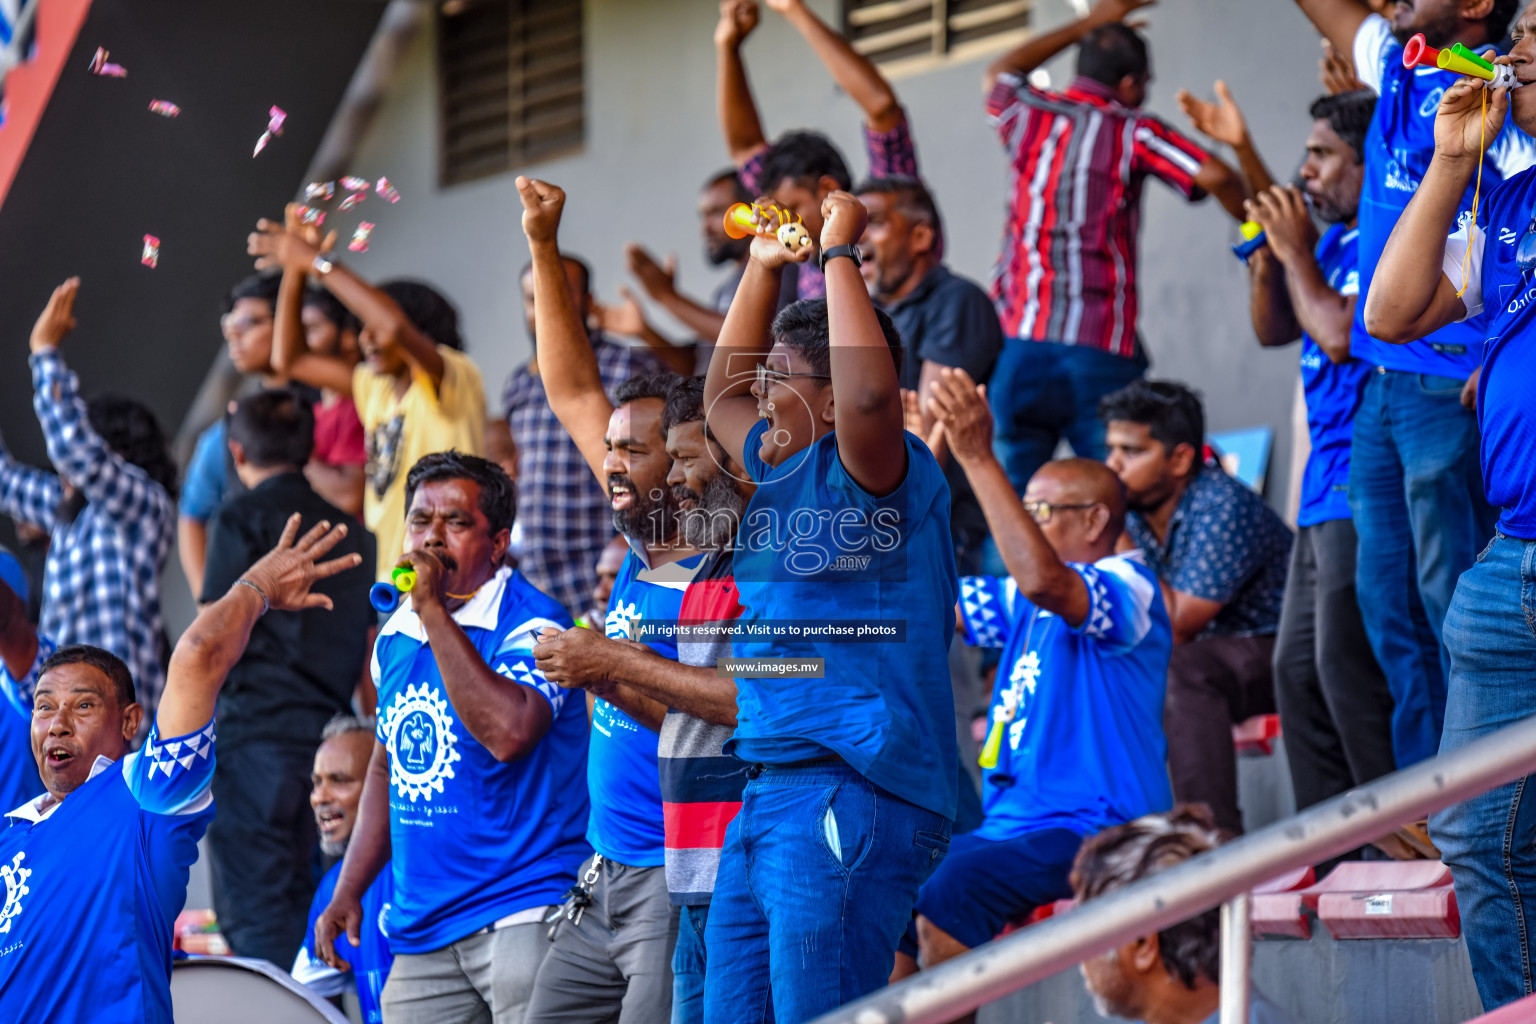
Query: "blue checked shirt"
0 351 175 709
501 332 666 620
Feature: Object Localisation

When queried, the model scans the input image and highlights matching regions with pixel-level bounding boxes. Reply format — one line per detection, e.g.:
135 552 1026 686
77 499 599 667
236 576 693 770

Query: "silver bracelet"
234 578 270 616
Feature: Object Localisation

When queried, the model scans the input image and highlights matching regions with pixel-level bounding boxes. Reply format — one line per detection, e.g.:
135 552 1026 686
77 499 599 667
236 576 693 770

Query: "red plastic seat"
1250 865 1317 939
1303 861 1458 939
1233 714 1282 755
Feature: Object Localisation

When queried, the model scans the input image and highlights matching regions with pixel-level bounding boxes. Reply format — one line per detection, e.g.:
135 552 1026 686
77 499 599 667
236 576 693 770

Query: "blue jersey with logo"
293 860 394 1023
0 637 53 817
0 717 216 1024
1445 166 1536 539
729 419 959 819
587 547 706 866
372 567 590 954
1351 14 1534 377
1299 224 1373 527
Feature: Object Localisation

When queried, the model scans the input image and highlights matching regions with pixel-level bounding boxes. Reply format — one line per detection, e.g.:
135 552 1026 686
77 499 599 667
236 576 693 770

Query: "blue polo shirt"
1351 13 1535 377
0 636 53 817
587 547 707 866
1444 166 1536 539
1298 224 1372 527
959 553 1172 839
372 567 590 954
293 860 394 1024
0 717 216 1024
730 419 959 819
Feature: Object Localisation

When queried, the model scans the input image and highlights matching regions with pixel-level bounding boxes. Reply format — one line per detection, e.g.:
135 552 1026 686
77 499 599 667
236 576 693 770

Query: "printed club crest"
0 852 29 935
380 682 461 802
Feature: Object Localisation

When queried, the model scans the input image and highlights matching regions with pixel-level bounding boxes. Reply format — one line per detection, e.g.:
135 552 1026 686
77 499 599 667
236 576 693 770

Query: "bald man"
891 370 1174 1008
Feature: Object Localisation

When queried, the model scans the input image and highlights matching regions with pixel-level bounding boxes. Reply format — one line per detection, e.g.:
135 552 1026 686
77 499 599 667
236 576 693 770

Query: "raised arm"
1192 156 1251 221
159 516 361 738
0 437 62 535
1250 185 1354 362
771 0 904 131
1294 0 1374 61
716 0 769 167
516 176 616 484
929 369 1091 626
822 192 905 496
626 245 730 343
985 0 1154 93
1365 73 1502 344
590 287 697 376
1178 81 1276 198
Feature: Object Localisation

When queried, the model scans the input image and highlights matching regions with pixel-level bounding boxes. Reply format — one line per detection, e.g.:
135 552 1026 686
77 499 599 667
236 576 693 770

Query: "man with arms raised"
0 516 360 1023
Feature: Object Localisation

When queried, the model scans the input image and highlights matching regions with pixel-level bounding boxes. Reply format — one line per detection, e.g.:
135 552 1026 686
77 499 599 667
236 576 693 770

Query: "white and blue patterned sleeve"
958 575 1017 650
492 615 571 715
1066 557 1158 656
124 717 216 816
1351 13 1394 96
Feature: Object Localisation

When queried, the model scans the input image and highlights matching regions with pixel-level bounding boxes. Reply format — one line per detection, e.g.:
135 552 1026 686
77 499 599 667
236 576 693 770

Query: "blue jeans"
1429 535 1536 1011
671 905 708 1024
701 763 951 1024
988 339 1147 493
1347 369 1496 767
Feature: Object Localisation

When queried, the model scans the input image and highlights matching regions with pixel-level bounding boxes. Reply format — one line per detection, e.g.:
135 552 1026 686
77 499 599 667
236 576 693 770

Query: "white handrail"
810 711 1536 1024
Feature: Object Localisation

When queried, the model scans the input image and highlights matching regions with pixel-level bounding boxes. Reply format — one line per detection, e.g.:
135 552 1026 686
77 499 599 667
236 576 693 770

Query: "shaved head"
1024 458 1128 564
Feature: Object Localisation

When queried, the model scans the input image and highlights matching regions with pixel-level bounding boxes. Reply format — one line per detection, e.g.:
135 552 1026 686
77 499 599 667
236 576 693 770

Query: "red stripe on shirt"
663 800 743 849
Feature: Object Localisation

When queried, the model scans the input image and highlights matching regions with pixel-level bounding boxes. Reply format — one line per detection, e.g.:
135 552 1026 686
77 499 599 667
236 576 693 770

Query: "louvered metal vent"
843 0 1031 67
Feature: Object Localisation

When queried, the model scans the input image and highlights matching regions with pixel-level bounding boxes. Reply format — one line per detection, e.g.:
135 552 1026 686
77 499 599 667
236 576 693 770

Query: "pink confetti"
253 105 286 157
348 222 374 253
338 192 366 212
141 235 160 269
375 177 400 204
297 206 326 227
88 47 127 77
148 100 180 118
339 175 369 192
304 181 335 202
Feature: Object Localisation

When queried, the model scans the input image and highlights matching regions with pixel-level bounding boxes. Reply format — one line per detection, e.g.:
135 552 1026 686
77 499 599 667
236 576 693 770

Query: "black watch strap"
818 243 862 271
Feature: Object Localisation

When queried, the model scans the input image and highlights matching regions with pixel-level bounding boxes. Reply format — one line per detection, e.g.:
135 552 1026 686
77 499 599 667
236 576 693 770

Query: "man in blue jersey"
313 451 590 1024
0 515 362 1024
1363 20 1536 1006
293 715 394 1024
1293 0 1530 771
0 562 52 817
891 372 1171 1009
700 191 957 1022
518 175 706 1024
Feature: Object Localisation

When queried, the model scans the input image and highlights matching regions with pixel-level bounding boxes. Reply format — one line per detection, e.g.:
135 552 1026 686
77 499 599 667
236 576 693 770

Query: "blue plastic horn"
369 566 417 613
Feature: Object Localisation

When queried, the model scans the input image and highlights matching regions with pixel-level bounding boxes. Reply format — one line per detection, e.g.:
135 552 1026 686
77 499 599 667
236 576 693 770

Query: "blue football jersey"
293 860 395 1023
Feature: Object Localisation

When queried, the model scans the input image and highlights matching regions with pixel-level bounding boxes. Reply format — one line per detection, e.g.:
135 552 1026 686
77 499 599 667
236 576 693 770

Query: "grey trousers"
524 856 678 1024
381 921 550 1024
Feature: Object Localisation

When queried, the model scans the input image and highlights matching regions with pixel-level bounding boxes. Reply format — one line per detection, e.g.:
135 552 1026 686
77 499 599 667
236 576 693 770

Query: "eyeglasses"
755 363 831 390
221 313 273 335
1023 500 1097 524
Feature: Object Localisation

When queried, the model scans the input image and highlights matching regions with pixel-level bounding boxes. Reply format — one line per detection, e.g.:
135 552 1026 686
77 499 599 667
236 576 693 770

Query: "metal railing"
810 710 1536 1024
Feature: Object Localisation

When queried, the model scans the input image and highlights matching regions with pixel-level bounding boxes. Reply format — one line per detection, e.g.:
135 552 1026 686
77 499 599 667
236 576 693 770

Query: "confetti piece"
148 100 180 118
340 175 369 192
141 235 160 268
297 206 326 227
253 105 286 157
375 177 400 204
338 192 366 212
304 181 336 202
348 222 374 253
88 47 127 77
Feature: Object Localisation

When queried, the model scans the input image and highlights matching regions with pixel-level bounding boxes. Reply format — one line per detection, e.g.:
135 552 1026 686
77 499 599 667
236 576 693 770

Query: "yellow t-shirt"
353 346 487 579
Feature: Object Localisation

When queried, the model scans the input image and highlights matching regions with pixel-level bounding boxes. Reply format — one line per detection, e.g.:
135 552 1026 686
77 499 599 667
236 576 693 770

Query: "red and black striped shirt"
987 74 1210 357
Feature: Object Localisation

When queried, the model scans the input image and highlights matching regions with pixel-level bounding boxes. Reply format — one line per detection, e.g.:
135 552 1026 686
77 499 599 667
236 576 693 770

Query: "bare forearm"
530 238 605 406
783 1 902 131
0 582 37 681
273 266 307 380
1230 139 1276 197
637 324 697 376
985 13 1099 90
1247 252 1303 347
421 604 550 761
1294 0 1371 57
178 518 208 601
322 265 444 384
1279 256 1355 362
608 645 737 727
656 288 728 343
160 583 265 735
1366 154 1475 341
717 40 768 165
587 683 667 732
706 260 781 406
335 748 392 899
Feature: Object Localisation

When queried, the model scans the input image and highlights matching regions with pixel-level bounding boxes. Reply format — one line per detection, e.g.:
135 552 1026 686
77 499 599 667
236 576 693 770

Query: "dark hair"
403 450 516 535
302 285 360 334
1098 379 1204 457
228 389 316 469
1076 23 1149 87
760 131 852 193
87 395 178 499
855 175 942 234
770 299 903 379
380 280 463 351
222 272 282 317
1309 91 1376 164
706 168 753 204
614 372 683 408
663 375 707 433
1489 0 1520 40
516 254 593 301
1071 804 1224 989
40 644 136 708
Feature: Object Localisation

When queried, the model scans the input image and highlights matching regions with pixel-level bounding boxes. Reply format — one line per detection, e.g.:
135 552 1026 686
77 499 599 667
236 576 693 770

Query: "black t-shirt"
200 471 377 749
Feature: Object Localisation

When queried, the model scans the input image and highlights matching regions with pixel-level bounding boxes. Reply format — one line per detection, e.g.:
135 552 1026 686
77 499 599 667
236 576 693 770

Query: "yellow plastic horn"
1438 47 1495 81
723 202 761 240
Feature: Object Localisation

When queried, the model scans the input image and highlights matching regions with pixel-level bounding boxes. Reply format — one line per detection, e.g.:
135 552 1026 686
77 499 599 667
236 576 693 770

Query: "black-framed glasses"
755 363 831 390
1023 500 1096 524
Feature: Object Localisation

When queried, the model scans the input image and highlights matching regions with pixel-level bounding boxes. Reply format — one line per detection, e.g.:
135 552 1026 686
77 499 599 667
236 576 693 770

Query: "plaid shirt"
502 333 666 620
0 351 175 709
740 118 921 301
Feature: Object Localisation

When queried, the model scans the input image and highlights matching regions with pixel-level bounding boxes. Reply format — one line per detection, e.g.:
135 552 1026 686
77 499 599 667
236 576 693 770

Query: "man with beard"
1291 0 1531 774
519 175 707 1024
535 375 754 1024
1102 381 1291 837
292 715 394 1023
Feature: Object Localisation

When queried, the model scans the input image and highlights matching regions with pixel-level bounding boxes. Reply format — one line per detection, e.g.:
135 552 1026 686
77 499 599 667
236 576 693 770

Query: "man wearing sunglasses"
889 368 1172 1016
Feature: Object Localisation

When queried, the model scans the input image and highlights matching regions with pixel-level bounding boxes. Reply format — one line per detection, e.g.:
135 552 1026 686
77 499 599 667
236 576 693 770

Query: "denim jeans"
701 763 951 1024
988 339 1147 494
671 905 708 1024
1347 368 1496 767
1430 535 1536 1012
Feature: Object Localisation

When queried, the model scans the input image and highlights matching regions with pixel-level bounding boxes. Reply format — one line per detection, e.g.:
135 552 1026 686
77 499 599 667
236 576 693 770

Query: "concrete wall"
339 0 1337 512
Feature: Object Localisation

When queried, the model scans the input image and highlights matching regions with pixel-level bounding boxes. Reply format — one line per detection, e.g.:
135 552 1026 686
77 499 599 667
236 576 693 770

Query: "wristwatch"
312 252 336 276
819 243 863 271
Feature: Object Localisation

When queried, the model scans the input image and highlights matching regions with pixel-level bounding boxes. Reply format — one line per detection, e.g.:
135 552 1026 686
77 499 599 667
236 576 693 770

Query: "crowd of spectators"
4 0 1536 1022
